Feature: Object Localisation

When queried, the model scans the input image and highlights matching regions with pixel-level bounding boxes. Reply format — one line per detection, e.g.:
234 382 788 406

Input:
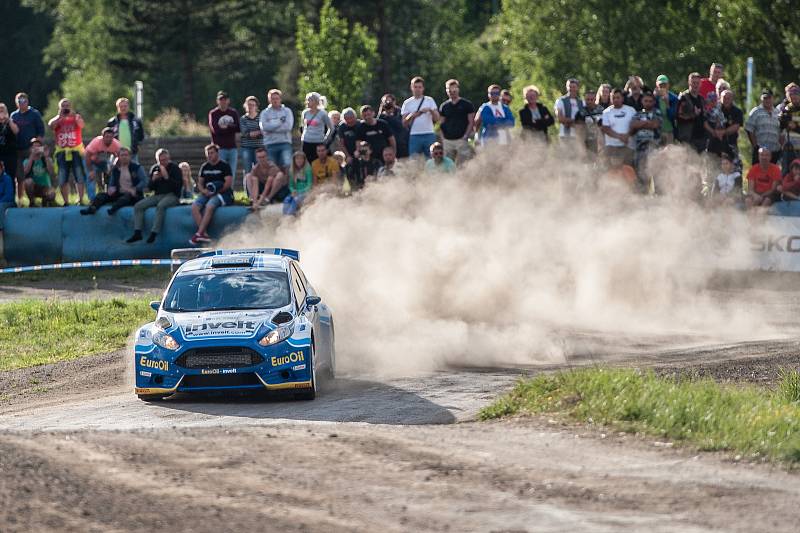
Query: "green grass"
481 368 800 463
0 297 157 371
0 266 172 285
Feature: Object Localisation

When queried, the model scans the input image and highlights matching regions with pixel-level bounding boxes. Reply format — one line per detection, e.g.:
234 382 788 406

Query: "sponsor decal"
139 370 152 377
139 329 151 339
139 356 169 372
751 235 800 253
271 351 305 366
200 368 238 375
292 364 306 371
182 320 259 338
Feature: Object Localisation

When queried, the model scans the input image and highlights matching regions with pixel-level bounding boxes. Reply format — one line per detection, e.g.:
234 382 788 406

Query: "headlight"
259 325 292 346
153 330 180 351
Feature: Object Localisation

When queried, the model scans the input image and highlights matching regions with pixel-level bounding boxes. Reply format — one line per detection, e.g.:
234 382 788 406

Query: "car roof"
176 253 291 276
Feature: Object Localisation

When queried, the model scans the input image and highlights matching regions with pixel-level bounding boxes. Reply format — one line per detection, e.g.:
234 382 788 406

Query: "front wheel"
137 394 167 402
295 342 317 400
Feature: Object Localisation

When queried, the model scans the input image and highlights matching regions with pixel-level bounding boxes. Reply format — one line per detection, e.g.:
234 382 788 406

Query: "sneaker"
189 233 202 245
146 232 157 244
196 232 212 243
126 230 142 243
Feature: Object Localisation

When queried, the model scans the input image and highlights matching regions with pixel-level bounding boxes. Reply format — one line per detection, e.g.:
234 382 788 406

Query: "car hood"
164 310 281 339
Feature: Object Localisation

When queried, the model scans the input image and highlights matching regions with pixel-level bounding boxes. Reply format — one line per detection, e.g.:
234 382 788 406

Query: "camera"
358 147 369 156
61 108 70 115
206 182 217 194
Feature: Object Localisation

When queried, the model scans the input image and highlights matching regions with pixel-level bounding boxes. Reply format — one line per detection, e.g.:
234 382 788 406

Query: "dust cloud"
222 141 774 375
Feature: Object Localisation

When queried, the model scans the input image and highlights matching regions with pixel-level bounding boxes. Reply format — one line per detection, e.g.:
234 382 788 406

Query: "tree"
295 0 378 110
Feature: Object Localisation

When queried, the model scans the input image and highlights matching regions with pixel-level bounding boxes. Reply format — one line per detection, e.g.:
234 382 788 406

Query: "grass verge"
480 368 800 463
0 297 156 371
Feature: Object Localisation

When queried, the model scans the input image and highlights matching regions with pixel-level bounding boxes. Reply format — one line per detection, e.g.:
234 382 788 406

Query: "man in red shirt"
48 98 87 205
746 146 782 208
699 63 724 99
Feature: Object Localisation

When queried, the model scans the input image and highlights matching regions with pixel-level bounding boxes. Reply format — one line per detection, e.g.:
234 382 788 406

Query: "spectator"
0 160 16 231
107 97 145 163
0 103 18 201
190 144 233 245
623 76 645 111
630 91 662 190
654 75 678 145
357 104 395 164
246 147 288 209
475 84 515 145
780 159 800 202
79 147 145 215
284 151 313 215
11 92 44 204
48 98 87 206
745 147 782 208
22 138 56 206
703 91 728 157
84 127 121 200
779 84 800 176
239 95 263 186
311 143 340 188
777 83 798 114
378 94 409 158
555 78 584 141
346 141 380 190
325 109 344 154
719 90 744 164
745 89 782 164
677 73 706 152
300 92 332 163
425 142 456 173
715 79 731 100
337 108 360 163
438 79 475 164
259 89 294 171
208 90 240 179
578 88 604 155
377 146 397 177
600 88 636 166
126 148 183 243
704 153 742 207
179 161 194 200
501 89 513 107
596 84 612 109
519 85 555 143
401 76 439 158
699 63 724 99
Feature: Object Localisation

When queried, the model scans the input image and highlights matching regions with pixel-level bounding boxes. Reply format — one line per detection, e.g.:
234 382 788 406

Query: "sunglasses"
489 91 500 96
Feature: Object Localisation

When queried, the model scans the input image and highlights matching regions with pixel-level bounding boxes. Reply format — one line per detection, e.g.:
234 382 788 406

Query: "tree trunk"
376 0 391 94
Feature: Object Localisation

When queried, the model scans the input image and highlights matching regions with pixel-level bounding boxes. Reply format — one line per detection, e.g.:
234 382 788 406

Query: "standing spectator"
346 141 380 189
699 63 724 99
311 143 340 188
600 88 636 165
325 109 344 154
84 127 121 199
259 89 294 171
623 76 645 111
239 96 263 186
438 79 475 164
781 159 800 202
677 73 706 152
630 91 662 189
715 79 731 100
745 89 782 164
357 105 395 164
425 142 456 173
179 161 194 200
284 151 313 214
745 147 782 208
578 88 604 155
245 147 288 209
0 160 16 231
79 147 145 215
654 75 678 145
475 84 515 146
337 108 360 162
703 92 733 159
500 89 513 108
596 84 612 110
0 104 18 200
300 92 332 163
378 94 408 158
377 146 397 177
779 85 800 175
555 78 584 142
777 83 798 114
208 90 240 179
11 93 44 204
107 97 145 163
21 138 56 206
519 85 555 143
190 144 233 245
401 77 439 158
126 148 182 243
719 90 744 164
48 98 87 206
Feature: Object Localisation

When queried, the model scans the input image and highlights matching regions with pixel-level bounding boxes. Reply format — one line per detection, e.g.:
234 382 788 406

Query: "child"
283 151 312 215
179 161 194 201
706 153 742 207
780 159 800 201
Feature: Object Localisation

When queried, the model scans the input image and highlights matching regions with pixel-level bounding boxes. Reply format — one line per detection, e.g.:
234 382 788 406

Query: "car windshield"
163 270 291 312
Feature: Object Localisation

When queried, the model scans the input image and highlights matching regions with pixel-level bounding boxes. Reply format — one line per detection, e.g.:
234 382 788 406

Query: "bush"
148 108 207 137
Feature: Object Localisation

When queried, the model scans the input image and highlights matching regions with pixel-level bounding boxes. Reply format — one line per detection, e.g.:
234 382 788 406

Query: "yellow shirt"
311 157 340 185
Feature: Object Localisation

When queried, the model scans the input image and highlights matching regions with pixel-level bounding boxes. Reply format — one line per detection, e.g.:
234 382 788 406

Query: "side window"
296 265 313 295
289 265 307 311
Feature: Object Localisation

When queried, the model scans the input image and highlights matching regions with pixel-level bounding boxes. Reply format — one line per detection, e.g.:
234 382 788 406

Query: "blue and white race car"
134 248 335 401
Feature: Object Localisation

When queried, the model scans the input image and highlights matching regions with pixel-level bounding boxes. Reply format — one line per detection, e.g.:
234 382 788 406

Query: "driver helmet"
197 279 224 307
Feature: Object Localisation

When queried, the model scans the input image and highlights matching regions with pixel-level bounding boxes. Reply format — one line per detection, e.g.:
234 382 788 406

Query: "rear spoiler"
197 248 300 261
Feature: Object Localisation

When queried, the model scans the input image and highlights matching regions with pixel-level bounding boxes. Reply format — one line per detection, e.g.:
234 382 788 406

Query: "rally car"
134 248 335 401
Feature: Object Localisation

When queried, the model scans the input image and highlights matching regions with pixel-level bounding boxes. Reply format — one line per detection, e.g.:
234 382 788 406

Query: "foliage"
481 368 800 463
148 108 208 138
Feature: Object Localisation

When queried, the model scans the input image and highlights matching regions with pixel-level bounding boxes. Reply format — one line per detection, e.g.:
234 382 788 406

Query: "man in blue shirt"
11 92 45 204
0 160 17 232
474 84 515 146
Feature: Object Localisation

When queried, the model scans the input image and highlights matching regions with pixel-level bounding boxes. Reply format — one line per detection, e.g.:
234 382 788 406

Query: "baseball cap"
656 75 669 84
216 90 229 99
761 88 773 97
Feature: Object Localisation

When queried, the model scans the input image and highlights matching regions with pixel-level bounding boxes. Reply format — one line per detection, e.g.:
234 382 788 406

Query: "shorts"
56 151 87 185
265 142 292 169
272 185 290 203
193 193 232 210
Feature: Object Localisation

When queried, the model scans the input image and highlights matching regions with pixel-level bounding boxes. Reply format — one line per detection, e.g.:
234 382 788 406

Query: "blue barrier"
768 201 800 217
2 205 254 266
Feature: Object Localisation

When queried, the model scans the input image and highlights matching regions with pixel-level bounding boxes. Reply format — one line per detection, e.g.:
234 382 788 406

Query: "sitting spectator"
555 78 584 143
519 85 555 143
475 84 515 145
11 93 44 204
677 73 706 152
332 150 347 174
284 151 313 215
596 84 612 110
780 159 800 201
22 138 56 206
745 89 781 164
654 75 678 145
578 88 604 155
501 89 513 108
79 147 145 215
259 89 293 171
246 147 288 209
208 90 240 178
704 153 742 207
337 108 360 163
190 144 233 245
600 88 636 165
623 76 645 111
699 63 724 99
357 105 395 164
377 146 397 177
239 96 263 185
378 94 409 158
438 79 475 164
179 161 194 200
401 77 439 158
48 98 87 206
745 147 782 208
0 103 19 205
779 84 800 175
107 97 145 163
84 127 121 199
346 141 380 190
127 148 182 243
300 92 332 163
311 143 340 187
630 91 662 190
0 160 15 231
425 142 456 173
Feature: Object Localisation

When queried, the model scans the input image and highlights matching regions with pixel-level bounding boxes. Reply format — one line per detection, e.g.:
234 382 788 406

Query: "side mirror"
305 295 321 308
150 300 160 312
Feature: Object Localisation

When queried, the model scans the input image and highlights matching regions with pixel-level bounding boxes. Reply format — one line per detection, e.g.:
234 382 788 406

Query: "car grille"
181 373 262 388
175 347 263 369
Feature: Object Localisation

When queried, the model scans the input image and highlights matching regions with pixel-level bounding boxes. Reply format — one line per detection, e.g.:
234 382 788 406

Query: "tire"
295 340 317 400
325 322 336 380
137 394 167 402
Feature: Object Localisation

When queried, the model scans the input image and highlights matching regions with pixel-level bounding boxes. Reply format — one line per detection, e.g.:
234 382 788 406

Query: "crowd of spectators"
2 63 800 243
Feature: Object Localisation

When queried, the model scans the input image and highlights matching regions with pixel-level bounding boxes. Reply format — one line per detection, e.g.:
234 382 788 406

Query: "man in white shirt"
601 88 636 165
401 76 439 158
555 78 584 140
